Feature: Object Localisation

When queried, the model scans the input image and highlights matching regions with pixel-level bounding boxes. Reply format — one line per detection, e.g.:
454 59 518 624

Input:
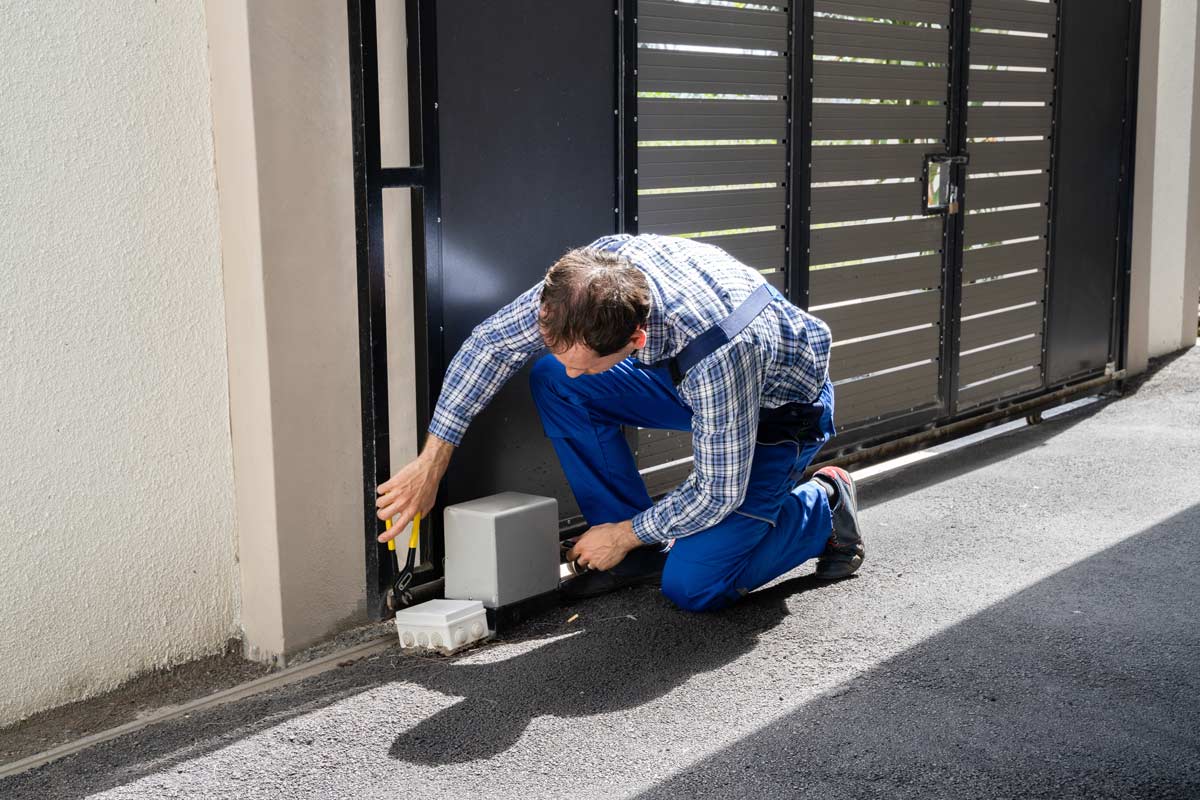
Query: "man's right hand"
375 434 455 542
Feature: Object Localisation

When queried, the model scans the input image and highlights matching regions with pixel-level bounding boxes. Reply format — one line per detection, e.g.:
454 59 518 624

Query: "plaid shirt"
429 233 832 544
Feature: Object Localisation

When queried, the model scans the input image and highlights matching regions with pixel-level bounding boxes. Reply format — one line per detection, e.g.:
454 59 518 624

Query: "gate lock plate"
923 154 970 215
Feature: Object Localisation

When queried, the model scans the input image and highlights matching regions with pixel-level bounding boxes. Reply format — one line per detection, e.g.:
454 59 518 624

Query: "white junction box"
394 599 489 654
444 492 559 608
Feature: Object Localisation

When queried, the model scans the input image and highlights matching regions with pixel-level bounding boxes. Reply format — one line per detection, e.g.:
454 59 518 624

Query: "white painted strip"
639 455 694 476
850 449 937 481
0 634 397 779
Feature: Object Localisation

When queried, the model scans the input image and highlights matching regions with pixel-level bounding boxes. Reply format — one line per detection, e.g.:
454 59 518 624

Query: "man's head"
539 247 650 378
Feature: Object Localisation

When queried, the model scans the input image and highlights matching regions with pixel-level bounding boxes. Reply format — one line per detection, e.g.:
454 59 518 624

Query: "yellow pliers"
384 512 421 612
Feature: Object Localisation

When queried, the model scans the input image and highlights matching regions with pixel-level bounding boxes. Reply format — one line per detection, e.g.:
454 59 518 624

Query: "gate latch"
923 154 970 215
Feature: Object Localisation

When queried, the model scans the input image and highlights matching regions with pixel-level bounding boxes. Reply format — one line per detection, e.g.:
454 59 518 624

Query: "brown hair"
539 248 651 356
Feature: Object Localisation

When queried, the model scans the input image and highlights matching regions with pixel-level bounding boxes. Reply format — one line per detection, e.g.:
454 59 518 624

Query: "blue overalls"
529 284 836 612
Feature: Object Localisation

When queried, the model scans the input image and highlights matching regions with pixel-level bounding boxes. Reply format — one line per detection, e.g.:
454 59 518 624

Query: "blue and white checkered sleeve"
803 314 833 395
631 341 764 544
428 282 545 446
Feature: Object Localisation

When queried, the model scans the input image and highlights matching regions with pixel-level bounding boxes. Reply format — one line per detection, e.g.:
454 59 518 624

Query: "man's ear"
630 327 648 350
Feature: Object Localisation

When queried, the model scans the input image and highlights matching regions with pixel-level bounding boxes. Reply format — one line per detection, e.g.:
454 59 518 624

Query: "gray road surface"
5 347 1199 799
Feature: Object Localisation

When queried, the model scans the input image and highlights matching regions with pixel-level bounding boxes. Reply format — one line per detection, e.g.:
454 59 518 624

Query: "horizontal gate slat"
958 367 1043 407
693 229 786 270
814 61 948 101
637 427 690 453
812 182 924 224
836 362 941 426
967 173 1049 210
643 461 693 498
968 140 1052 174
963 206 1046 246
812 217 943 265
637 441 692 470
636 430 693 468
963 239 1046 282
810 254 942 303
815 0 949 25
639 145 786 189
959 335 1042 385
639 448 689 471
639 187 785 235
813 102 947 141
638 50 788 96
812 143 931 181
961 270 1046 316
972 0 1058 35
639 99 786 141
969 105 1053 138
818 290 941 341
814 17 949 63
960 302 1044 350
639 0 789 50
970 30 1057 69
969 67 1054 103
829 326 941 381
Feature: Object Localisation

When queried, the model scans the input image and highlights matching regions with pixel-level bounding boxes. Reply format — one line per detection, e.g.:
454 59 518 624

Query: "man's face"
550 329 648 378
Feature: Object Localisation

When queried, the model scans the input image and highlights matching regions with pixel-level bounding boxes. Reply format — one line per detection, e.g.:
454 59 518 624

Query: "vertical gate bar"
619 0 640 462
348 0 392 619
786 0 814 309
941 0 972 416
1042 2 1064 388
411 0 446 582
618 0 638 235
1114 0 1145 374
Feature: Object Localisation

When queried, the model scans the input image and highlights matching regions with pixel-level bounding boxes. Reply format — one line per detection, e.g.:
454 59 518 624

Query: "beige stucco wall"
0 2 238 725
1184 3 1200 345
1130 0 1200 372
207 0 384 662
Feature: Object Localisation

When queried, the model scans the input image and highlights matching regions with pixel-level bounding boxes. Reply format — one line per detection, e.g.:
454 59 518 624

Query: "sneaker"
559 542 667 600
812 466 865 580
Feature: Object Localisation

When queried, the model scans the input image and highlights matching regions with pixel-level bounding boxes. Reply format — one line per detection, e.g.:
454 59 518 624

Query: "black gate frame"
349 0 1143 620
349 0 443 619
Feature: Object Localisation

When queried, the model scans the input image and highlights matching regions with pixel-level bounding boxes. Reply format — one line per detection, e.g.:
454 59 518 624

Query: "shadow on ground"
0 389 1154 798
387 575 840 765
636 503 1200 800
1 578 844 798
381 391 1102 767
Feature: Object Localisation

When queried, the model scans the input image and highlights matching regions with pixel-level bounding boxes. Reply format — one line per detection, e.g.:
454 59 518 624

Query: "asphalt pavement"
4 347 1198 799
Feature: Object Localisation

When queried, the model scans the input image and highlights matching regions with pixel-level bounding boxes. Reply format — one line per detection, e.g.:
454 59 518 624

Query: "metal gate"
629 0 1139 483
632 0 794 497
349 0 1140 615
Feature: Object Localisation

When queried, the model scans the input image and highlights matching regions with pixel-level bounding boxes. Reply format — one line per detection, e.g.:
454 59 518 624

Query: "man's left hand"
565 519 641 572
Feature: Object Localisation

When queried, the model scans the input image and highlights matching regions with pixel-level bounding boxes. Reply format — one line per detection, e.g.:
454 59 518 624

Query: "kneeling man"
376 233 865 612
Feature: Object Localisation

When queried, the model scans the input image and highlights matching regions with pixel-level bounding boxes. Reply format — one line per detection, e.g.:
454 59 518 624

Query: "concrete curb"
0 634 396 779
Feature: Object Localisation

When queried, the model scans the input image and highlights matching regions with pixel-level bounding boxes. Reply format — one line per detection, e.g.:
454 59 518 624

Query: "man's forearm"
426 281 546 446
632 479 740 544
419 432 455 477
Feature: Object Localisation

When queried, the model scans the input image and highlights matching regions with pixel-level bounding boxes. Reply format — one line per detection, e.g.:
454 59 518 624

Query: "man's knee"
661 559 737 613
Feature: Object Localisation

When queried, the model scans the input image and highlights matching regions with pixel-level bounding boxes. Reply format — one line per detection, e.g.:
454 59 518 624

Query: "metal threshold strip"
813 370 1126 476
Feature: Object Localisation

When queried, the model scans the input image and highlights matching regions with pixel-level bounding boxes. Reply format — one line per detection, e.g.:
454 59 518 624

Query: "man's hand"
565 519 642 572
375 434 455 542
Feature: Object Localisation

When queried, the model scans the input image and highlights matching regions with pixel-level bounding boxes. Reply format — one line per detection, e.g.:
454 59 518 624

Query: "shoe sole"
814 542 865 581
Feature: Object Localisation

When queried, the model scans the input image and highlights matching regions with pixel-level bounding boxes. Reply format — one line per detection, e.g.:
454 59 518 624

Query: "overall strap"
638 283 778 384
